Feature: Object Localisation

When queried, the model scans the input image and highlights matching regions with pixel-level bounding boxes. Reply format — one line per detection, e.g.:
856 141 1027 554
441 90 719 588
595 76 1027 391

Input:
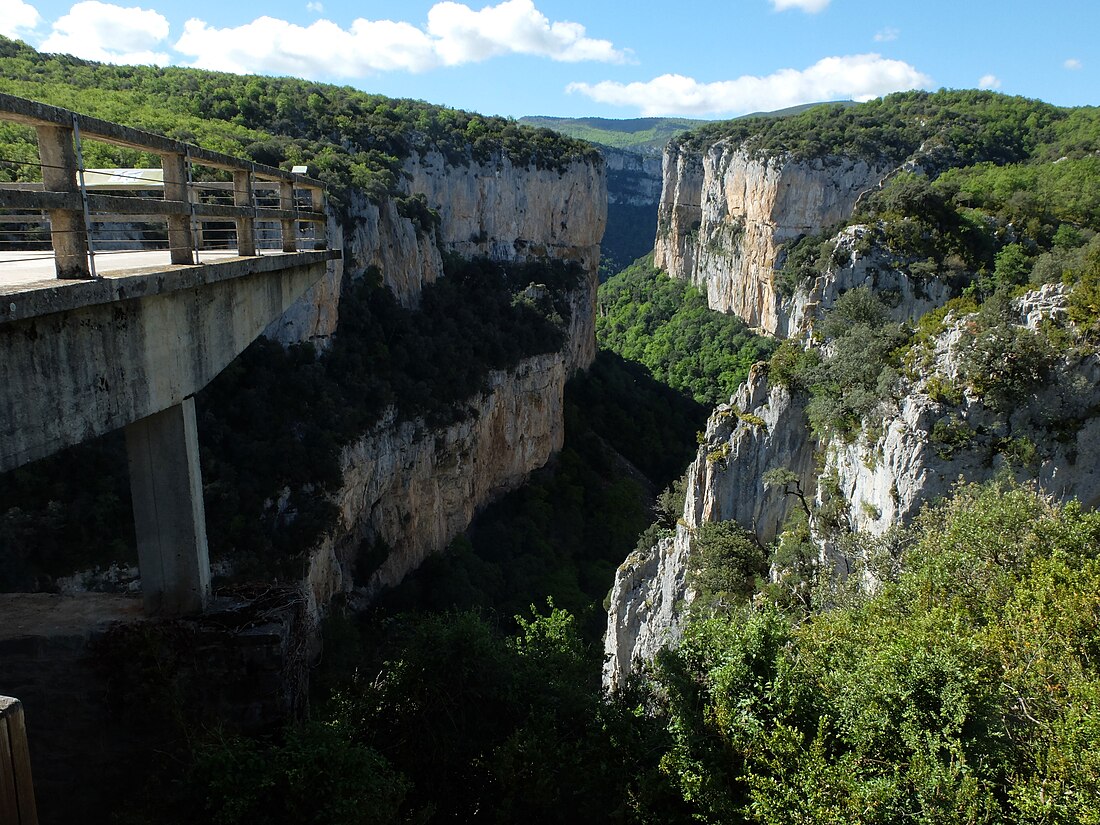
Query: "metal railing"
0 93 328 280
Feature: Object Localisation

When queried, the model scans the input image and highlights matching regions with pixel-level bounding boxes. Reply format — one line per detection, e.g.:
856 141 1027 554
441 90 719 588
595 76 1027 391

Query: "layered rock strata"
654 142 891 334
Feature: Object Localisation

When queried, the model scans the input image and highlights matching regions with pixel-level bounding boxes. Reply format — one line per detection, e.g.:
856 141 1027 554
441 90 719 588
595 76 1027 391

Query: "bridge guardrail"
0 92 328 279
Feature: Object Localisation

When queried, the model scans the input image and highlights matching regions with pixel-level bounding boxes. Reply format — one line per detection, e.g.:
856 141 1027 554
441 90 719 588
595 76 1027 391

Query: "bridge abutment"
125 398 211 616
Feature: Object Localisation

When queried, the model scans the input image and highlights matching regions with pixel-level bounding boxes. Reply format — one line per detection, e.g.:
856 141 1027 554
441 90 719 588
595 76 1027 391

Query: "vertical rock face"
307 353 571 610
603 364 815 689
686 366 816 543
601 148 664 207
290 150 605 610
405 151 606 277
825 285 1100 535
604 285 1100 689
654 142 890 333
271 150 606 351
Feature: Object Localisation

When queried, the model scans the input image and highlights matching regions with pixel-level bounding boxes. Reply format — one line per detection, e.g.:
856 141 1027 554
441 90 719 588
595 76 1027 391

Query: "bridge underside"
1 250 336 614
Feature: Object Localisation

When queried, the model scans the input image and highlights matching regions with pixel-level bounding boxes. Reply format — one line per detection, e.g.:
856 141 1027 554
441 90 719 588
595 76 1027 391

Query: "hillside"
518 115 706 155
0 37 598 205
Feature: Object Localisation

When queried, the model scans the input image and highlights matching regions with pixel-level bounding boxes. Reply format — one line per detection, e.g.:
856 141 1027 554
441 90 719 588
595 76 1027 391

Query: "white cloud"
40 1 169 64
0 0 40 39
874 27 899 42
1064 58 1083 70
567 54 932 117
174 0 627 77
770 0 831 12
978 74 1001 90
306 1 323 12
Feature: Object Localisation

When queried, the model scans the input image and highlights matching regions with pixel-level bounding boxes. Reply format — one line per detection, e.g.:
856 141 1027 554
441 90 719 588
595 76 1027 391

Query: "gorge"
1 38 1100 824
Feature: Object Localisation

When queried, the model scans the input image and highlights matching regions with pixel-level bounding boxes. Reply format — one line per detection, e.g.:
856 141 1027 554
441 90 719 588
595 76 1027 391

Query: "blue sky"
2 0 1096 119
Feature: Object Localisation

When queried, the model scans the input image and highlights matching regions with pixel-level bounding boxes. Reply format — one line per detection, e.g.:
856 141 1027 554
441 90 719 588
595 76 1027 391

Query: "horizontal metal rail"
0 93 332 278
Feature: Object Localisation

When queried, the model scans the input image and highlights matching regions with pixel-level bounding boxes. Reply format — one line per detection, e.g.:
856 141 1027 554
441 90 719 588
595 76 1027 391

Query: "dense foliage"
654 480 1100 824
675 89 1100 167
598 256 777 405
124 479 1100 825
0 37 598 204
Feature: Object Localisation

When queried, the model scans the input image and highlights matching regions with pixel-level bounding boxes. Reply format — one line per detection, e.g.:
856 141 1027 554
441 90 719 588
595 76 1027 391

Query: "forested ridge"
0 36 598 205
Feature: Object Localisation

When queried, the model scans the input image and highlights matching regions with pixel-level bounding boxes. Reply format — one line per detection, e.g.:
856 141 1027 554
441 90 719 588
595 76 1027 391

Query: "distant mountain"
517 116 706 156
520 104 856 157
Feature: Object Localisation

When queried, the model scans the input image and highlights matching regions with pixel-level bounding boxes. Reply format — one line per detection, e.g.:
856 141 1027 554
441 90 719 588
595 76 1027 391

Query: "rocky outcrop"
783 225 955 339
604 363 815 689
306 352 570 611
602 532 686 692
270 150 606 348
828 284 1100 534
685 365 814 542
654 142 892 334
605 285 1100 689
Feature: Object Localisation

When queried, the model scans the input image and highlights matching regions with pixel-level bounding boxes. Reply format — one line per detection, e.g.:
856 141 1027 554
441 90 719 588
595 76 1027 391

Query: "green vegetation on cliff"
654 480 1100 824
598 256 777 405
675 89 1100 167
122 478 1100 825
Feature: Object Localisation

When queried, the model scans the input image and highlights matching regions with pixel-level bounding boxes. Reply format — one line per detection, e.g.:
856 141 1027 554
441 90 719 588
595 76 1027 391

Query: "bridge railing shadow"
0 92 329 281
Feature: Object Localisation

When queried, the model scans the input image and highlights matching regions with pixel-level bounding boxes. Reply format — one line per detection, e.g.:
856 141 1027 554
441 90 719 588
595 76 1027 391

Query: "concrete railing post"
310 187 326 250
233 170 256 256
34 124 89 279
0 696 38 825
279 180 296 253
125 397 211 615
161 152 195 265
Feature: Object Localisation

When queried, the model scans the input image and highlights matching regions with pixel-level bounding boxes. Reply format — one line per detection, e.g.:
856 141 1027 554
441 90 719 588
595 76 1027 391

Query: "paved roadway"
0 248 292 296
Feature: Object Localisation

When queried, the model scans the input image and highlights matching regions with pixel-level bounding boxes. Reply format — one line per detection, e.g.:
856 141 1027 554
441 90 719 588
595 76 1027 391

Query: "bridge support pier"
125 398 211 616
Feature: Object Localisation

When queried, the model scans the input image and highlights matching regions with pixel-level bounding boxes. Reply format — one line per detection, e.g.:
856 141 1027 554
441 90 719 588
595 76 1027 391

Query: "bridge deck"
0 248 303 296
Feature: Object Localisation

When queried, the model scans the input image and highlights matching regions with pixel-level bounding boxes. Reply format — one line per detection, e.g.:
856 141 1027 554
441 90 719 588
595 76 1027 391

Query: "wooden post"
279 180 296 253
310 187 326 250
233 169 256 256
161 152 194 265
0 697 38 825
34 124 89 279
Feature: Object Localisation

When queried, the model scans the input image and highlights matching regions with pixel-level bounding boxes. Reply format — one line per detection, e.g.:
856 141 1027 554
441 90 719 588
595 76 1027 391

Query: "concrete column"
233 170 256 256
279 180 296 253
309 187 326 250
35 124 89 280
125 398 211 616
161 152 194 265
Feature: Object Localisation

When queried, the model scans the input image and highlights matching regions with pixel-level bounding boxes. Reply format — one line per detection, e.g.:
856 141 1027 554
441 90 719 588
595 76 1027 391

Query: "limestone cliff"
602 147 664 208
307 352 570 610
826 285 1100 535
653 141 892 334
282 150 604 610
603 363 812 688
269 150 606 350
605 285 1100 688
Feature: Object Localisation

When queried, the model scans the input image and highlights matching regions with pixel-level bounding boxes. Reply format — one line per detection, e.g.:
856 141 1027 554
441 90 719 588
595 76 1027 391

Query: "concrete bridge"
0 93 341 617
